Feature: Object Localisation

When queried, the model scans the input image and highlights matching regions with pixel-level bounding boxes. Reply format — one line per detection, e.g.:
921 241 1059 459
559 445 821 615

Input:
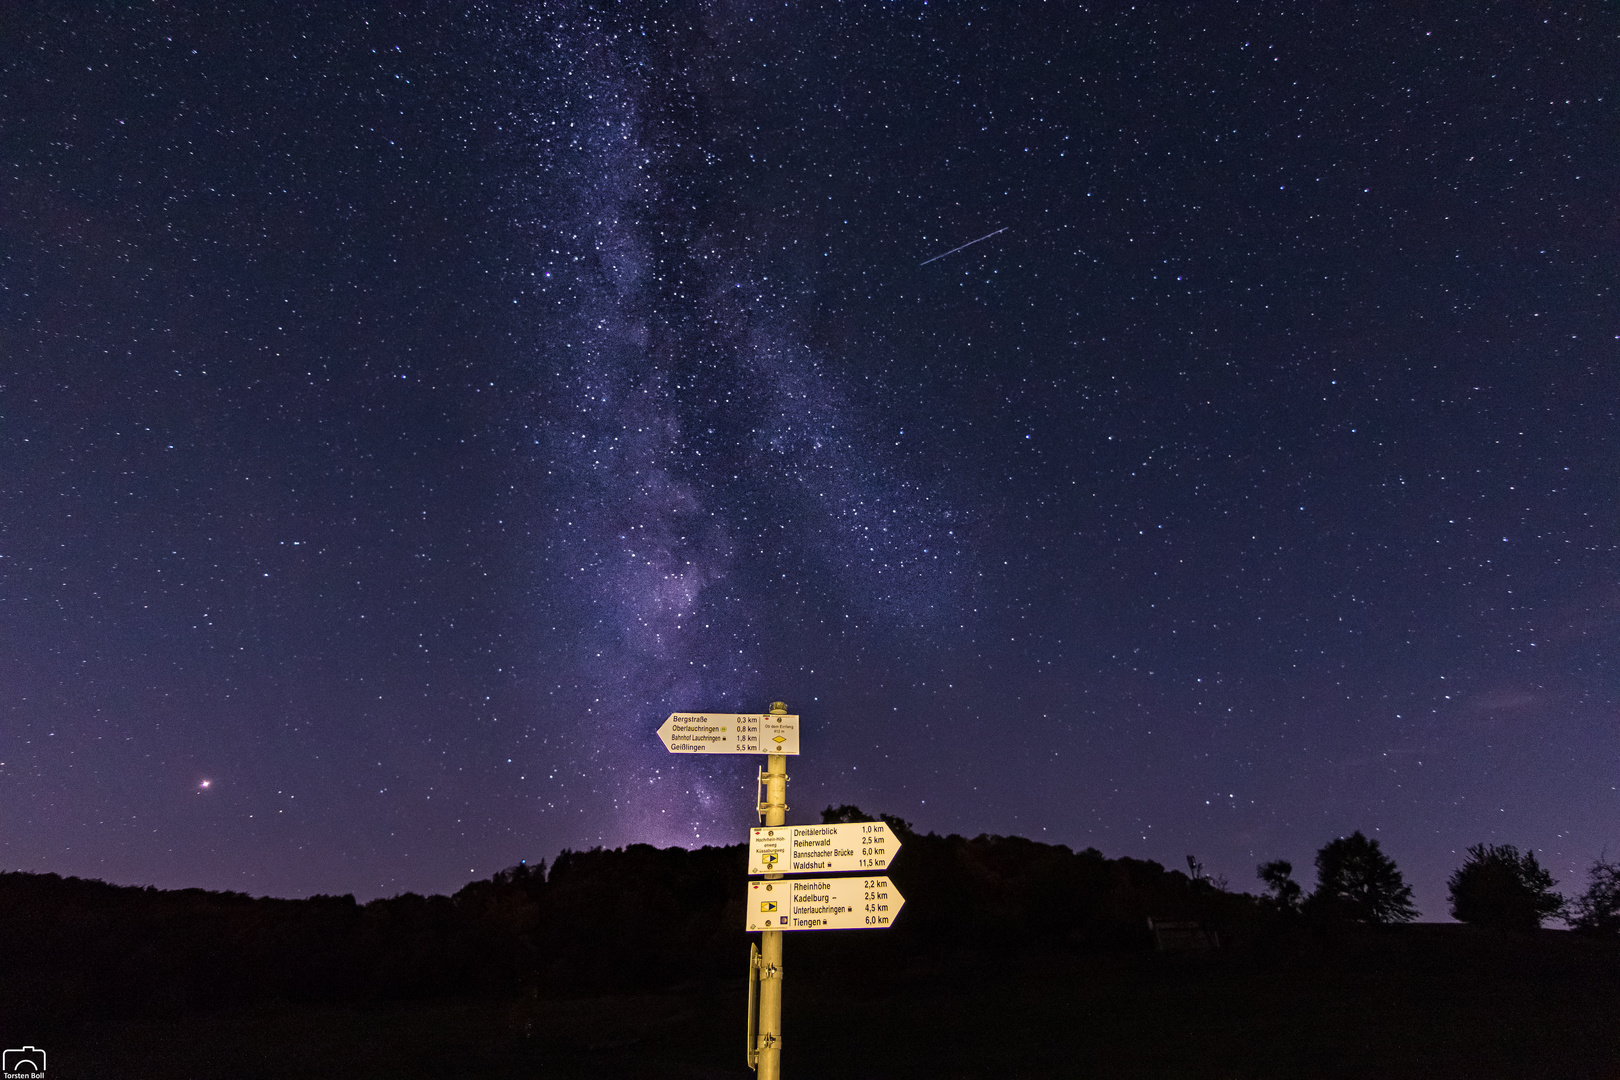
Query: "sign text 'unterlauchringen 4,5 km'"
749 822 899 875
745 876 905 932
655 712 800 755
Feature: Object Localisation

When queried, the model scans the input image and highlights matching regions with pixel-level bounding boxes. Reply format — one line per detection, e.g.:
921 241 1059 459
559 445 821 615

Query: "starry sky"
3 2 1616 914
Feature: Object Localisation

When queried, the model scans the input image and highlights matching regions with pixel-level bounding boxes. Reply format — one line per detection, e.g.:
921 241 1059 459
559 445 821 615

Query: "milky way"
499 11 970 844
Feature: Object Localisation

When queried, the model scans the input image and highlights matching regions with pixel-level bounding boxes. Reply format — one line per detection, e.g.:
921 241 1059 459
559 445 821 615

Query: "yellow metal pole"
754 700 790 1079
746 942 760 1070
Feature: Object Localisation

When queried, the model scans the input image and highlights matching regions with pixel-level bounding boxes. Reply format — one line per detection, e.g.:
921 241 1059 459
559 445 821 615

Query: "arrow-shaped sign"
745 876 904 931
656 712 800 755
749 821 899 875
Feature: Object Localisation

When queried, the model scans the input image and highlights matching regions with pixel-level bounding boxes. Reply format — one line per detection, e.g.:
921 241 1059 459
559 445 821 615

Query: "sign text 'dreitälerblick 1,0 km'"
655 712 800 755
748 821 899 875
745 876 904 932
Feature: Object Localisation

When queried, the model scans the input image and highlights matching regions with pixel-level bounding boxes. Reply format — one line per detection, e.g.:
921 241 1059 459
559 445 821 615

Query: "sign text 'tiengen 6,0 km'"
745 876 904 931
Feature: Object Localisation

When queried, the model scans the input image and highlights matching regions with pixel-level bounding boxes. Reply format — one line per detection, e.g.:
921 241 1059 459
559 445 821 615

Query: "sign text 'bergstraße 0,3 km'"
655 712 800 755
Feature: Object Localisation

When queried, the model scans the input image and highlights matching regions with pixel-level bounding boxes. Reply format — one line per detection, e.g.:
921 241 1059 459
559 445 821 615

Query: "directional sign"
749 822 899 875
745 876 904 931
656 712 800 755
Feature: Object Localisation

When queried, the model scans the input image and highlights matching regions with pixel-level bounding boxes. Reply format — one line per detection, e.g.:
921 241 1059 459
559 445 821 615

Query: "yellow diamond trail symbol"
761 901 778 912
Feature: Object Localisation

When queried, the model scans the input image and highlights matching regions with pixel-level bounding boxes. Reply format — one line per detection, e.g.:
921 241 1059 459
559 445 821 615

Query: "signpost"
751 704 791 1080
659 700 903 1078
745 875 904 931
748 821 899 875
655 711 800 755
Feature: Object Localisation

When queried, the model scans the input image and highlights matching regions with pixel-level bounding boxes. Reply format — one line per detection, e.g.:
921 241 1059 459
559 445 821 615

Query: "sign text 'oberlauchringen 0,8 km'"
745 876 904 931
655 712 800 755
748 822 899 875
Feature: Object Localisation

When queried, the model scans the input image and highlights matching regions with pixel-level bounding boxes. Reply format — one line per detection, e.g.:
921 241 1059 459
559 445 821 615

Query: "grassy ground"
45 925 1620 1079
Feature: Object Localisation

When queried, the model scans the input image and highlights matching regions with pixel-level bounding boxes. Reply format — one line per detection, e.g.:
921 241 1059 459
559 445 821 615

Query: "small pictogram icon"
3 1046 45 1075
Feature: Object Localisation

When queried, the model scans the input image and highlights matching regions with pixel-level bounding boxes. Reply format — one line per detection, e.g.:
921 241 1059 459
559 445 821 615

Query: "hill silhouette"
6 822 1618 1077
2 825 1248 1032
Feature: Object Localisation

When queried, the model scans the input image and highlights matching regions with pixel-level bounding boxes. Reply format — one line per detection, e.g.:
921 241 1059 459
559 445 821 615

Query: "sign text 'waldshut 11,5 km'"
745 876 905 932
748 821 899 875
655 712 800 755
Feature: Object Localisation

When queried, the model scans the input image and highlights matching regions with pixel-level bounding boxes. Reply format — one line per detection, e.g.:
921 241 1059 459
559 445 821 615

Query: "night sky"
4 3 1617 917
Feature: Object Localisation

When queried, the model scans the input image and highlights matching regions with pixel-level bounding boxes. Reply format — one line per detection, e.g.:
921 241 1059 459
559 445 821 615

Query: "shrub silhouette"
1257 860 1303 912
1447 844 1563 931
1569 855 1620 936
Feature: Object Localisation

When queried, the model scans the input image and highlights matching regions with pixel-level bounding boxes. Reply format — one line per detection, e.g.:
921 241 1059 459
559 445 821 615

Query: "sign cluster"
656 712 904 934
746 820 903 932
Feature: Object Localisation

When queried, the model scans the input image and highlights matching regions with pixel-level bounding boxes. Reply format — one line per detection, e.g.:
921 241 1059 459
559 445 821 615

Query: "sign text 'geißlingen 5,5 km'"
745 876 904 931
748 821 899 875
655 712 800 755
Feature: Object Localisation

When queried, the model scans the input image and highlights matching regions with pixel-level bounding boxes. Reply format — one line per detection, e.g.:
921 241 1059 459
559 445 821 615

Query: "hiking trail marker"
745 875 905 931
656 711 800 755
659 700 903 1078
749 821 899 875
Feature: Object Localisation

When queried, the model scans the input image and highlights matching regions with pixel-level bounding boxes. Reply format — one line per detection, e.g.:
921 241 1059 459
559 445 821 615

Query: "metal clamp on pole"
756 765 790 822
747 944 785 1072
746 943 760 1070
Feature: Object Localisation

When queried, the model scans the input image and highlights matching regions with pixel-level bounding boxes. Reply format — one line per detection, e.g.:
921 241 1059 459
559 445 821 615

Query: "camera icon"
3 1046 45 1074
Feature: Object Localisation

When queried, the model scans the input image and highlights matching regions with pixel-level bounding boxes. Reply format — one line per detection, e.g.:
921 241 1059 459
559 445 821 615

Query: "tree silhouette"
822 804 913 838
1257 859 1303 912
1447 844 1563 931
1569 855 1620 936
1309 831 1418 924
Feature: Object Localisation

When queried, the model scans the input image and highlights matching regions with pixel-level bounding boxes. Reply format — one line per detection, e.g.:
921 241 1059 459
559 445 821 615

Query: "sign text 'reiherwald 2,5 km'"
749 821 898 875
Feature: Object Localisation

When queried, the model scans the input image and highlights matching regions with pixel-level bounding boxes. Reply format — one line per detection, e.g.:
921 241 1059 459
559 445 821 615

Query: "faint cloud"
1544 581 1620 642
1466 688 1539 715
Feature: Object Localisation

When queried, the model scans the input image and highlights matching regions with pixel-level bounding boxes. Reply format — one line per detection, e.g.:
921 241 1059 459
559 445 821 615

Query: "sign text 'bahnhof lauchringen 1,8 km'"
656 712 801 755
745 875 903 931
748 821 898 875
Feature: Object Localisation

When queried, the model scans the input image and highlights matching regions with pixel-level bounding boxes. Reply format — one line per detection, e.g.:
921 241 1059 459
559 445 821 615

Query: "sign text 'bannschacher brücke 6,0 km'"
745 876 905 931
748 821 899 875
655 712 800 755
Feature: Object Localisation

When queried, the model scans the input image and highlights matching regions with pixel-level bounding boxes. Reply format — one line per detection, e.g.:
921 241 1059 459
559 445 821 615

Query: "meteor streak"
920 226 1009 266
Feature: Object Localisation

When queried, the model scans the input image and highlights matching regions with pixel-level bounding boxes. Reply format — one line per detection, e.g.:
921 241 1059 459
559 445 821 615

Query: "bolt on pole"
751 700 790 1078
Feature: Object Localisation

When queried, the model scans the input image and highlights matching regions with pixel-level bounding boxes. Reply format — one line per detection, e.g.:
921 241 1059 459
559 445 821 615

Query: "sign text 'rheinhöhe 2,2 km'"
655 712 800 755
749 822 899 875
745 876 904 931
